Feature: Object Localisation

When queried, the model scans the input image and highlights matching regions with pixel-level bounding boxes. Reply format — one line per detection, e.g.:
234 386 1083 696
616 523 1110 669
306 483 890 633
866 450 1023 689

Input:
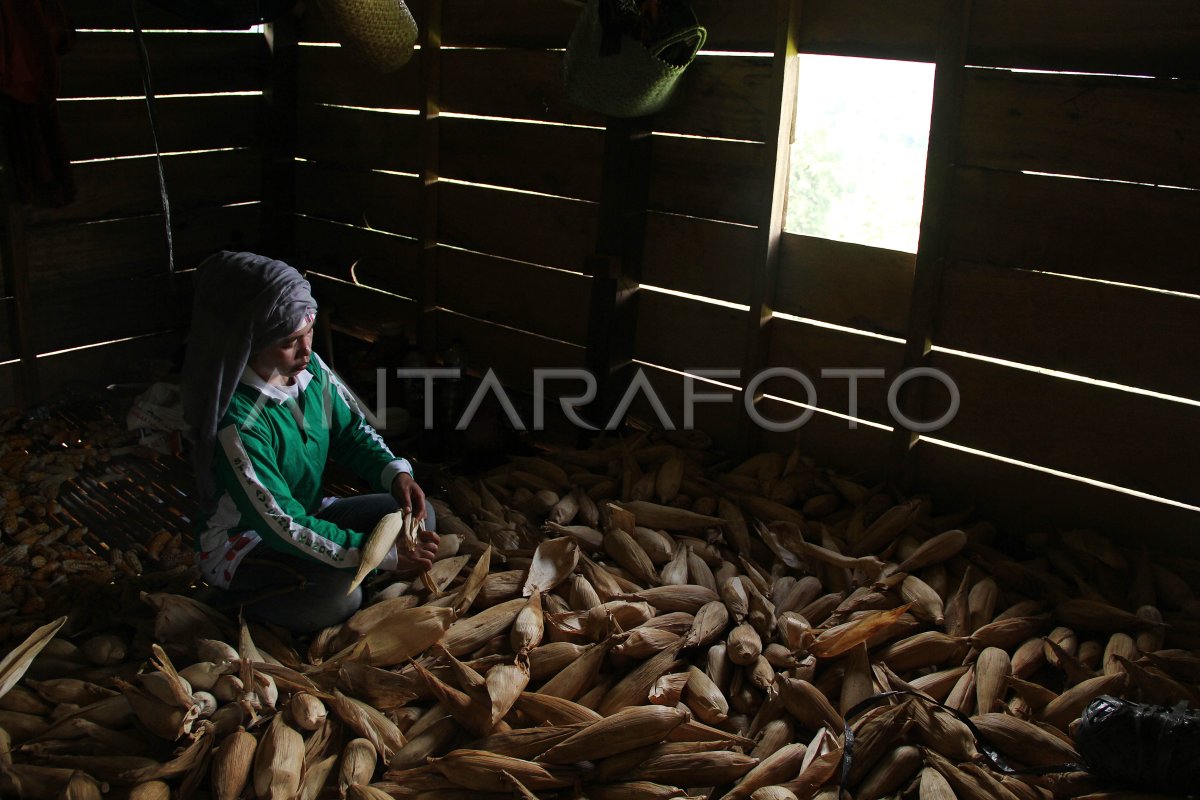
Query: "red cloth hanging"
0 0 76 206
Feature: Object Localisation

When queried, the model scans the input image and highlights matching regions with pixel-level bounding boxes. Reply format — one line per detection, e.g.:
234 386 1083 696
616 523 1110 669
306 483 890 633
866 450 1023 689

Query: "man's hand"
393 529 439 573
390 472 438 571
391 472 427 522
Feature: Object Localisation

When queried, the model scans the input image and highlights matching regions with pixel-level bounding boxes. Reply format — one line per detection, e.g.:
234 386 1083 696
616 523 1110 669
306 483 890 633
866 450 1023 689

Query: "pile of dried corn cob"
1 426 1199 799
0 407 195 644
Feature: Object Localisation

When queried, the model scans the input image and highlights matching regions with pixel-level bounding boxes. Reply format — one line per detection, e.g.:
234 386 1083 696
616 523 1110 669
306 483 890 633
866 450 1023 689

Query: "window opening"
785 55 935 253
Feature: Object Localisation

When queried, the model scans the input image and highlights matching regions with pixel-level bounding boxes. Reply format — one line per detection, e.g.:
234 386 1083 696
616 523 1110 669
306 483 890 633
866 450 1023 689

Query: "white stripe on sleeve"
217 425 361 569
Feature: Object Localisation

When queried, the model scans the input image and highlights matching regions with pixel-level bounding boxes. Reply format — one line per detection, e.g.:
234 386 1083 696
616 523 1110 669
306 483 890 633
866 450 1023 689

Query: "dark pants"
224 494 435 634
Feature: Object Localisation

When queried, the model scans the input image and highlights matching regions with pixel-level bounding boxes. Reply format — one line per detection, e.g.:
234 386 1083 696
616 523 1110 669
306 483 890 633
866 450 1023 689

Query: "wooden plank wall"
615 1 776 444
0 0 269 403
903 1 1200 551
285 0 1198 549
293 0 595 399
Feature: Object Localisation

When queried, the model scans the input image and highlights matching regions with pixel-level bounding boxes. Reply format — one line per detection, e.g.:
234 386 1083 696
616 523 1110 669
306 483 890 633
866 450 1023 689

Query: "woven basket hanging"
315 0 418 73
563 0 707 118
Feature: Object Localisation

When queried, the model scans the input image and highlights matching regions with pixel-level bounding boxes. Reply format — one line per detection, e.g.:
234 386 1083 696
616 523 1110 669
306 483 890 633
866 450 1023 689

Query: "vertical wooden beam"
886 0 973 488
1 200 39 406
737 0 801 455
262 14 300 259
582 117 652 434
417 0 443 356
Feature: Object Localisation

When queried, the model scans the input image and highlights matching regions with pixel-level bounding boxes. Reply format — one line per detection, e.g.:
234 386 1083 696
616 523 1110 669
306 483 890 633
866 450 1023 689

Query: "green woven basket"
564 0 707 118
316 0 418 73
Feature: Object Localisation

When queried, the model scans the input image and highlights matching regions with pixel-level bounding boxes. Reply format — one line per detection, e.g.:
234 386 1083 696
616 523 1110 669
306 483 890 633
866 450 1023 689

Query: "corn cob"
1055 599 1158 633
329 604 456 666
524 536 581 595
442 598 525 657
388 715 458 769
348 510 407 594
749 788 799 800
128 781 171 800
1135 606 1166 652
328 690 406 763
511 591 544 653
684 666 729 726
538 704 691 764
515 691 603 725
252 714 303 800
338 738 377 798
727 623 763 665
628 750 759 786
465 723 585 760
975 646 1012 714
1040 672 1127 730
598 641 687 715
432 749 576 791
623 584 720 614
972 712 1079 766
604 528 659 585
780 678 843 732
854 745 922 800
725 742 808 800
584 782 689 799
612 627 682 659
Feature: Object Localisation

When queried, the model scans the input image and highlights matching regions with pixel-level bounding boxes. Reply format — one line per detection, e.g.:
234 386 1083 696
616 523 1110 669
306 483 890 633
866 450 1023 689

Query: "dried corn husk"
79 635 127 667
749 788 799 800
1040 673 1127 730
683 601 730 649
515 692 602 726
604 528 659 585
725 742 808 800
612 627 681 659
524 537 580 595
141 593 230 647
349 510 407 593
629 749 759 785
660 544 690 586
619 501 722 530
599 641 686 715
328 690 406 763
727 623 763 666
811 604 911 659
388 715 458 769
973 712 1080 766
539 640 609 701
433 749 575 791
622 585 720 614
338 738 377 797
539 704 691 764
511 591 545 653
329 605 455 666
780 678 842 732
252 714 303 800
854 745 922 800
119 726 213 782
128 781 172 800
0 617 67 701
583 781 689 799
442 598 526 657
919 766 956 800
975 647 1012 714
212 725 256 800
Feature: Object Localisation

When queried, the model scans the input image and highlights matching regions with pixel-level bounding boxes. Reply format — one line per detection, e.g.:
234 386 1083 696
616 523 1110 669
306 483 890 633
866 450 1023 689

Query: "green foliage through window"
785 55 935 254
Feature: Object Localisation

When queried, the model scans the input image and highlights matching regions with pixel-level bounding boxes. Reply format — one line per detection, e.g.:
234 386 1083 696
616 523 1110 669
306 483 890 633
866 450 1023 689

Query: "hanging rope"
131 0 175 274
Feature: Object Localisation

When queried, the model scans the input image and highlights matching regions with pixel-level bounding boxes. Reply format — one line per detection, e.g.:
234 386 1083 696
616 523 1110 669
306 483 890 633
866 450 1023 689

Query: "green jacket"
195 353 408 588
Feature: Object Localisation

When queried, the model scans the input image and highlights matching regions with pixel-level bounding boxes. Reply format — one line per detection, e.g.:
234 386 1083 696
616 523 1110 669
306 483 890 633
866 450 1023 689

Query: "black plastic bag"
1075 695 1200 795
